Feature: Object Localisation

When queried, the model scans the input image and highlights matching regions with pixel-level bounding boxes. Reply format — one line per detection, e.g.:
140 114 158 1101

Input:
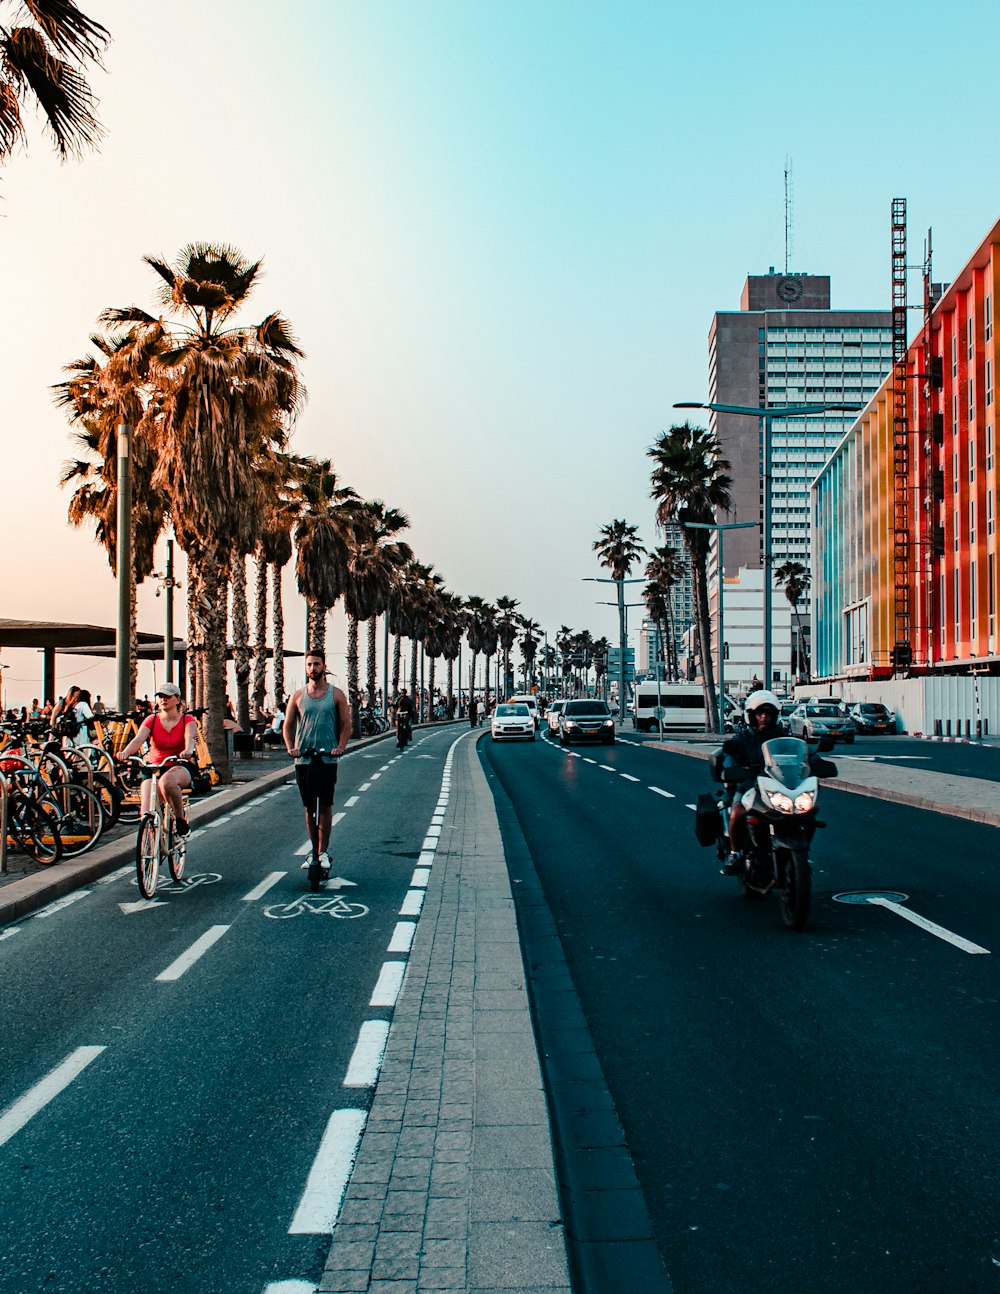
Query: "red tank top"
147 713 196 764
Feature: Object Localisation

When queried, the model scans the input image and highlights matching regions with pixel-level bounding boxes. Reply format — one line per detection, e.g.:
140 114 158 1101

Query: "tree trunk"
192 548 232 783
469 653 477 709
446 658 454 715
365 617 378 708
409 638 418 715
427 654 436 720
692 555 719 733
231 554 252 732
252 550 268 718
392 634 402 700
308 603 326 657
271 562 285 705
347 615 361 734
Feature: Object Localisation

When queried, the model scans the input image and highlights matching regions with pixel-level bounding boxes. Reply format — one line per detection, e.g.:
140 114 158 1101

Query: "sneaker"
721 851 743 876
175 817 190 838
318 851 331 872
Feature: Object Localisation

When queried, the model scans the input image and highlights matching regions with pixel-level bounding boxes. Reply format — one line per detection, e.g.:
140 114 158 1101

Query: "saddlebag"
694 792 723 847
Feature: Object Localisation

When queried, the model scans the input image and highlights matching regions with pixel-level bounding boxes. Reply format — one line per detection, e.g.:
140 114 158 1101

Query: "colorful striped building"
813 217 1000 681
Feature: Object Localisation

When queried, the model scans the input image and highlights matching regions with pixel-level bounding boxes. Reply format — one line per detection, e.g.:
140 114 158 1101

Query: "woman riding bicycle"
117 682 198 835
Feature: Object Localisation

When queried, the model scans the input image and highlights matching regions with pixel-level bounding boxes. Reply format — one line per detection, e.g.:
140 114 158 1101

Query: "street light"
683 520 757 732
584 576 644 724
674 399 863 687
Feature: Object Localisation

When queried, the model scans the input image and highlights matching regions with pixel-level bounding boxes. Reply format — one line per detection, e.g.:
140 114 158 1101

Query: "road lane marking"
411 868 431 888
0 1046 106 1148
97 865 133 885
264 1282 314 1293
156 925 231 982
400 889 425 917
0 928 21 942
34 892 91 919
370 961 406 1007
583 758 597 764
230 804 253 815
370 773 382 781
288 1108 367 1234
421 836 437 851
344 796 359 807
685 803 696 810
599 764 615 772
358 782 372 791
343 1021 390 1088
425 825 441 838
242 872 286 902
333 812 345 827
649 786 675 798
294 841 312 856
620 773 640 782
419 851 436 865
388 921 416 954
867 897 991 955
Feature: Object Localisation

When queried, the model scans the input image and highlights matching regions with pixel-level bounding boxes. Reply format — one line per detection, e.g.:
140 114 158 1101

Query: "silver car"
788 700 855 745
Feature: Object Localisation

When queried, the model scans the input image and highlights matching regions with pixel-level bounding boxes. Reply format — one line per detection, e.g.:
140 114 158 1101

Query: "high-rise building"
709 272 894 575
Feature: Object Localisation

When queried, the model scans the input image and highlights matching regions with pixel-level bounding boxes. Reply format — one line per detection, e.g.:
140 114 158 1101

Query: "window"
989 489 994 538
970 378 976 426
955 508 960 553
954 448 959 493
955 568 961 643
970 499 976 545
987 295 993 343
971 559 977 638
970 439 976 483
987 358 994 408
952 335 959 379
954 393 960 427
968 315 975 363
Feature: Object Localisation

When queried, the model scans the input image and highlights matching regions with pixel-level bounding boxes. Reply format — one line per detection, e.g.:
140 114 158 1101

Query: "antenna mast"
784 158 793 273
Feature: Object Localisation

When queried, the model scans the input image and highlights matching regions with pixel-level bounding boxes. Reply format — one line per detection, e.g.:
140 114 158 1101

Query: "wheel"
778 846 811 930
167 813 187 882
13 799 62 866
47 783 105 857
308 862 323 893
135 814 160 899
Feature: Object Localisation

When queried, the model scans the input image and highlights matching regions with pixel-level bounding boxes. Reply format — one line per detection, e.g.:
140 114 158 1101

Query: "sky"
2 0 999 707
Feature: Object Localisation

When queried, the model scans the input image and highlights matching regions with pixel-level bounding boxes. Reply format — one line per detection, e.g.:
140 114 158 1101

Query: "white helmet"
744 689 781 723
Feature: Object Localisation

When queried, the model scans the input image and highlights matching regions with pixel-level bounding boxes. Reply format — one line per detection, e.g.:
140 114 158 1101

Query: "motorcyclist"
395 689 416 742
720 689 786 875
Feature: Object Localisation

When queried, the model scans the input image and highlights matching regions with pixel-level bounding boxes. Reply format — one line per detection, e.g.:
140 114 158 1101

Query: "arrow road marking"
865 897 991 955
119 899 167 915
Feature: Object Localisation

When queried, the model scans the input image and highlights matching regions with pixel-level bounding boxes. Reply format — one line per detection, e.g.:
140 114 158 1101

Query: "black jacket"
722 721 788 780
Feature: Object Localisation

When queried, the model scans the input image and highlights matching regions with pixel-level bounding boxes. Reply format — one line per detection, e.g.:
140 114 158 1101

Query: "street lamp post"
684 520 757 732
674 399 862 688
115 422 133 712
584 577 644 727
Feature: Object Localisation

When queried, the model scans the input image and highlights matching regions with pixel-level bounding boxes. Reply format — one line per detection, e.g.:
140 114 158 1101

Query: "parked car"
558 699 616 746
491 702 535 741
545 699 565 736
788 699 856 744
847 701 896 734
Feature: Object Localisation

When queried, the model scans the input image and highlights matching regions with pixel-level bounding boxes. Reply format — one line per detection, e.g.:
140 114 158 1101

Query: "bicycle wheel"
135 814 160 899
166 812 187 883
47 783 105 857
12 799 63 866
87 772 122 828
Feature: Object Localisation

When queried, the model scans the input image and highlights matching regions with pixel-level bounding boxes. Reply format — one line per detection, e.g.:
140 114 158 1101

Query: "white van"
632 682 707 733
507 694 541 728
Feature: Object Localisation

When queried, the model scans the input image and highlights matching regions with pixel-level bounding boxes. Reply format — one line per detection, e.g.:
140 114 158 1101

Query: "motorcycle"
697 736 837 931
395 710 412 749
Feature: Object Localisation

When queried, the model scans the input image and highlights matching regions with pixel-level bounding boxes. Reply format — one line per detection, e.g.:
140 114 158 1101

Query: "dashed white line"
242 872 286 902
370 961 406 1007
230 804 253 816
369 773 382 781
344 796 359 808
156 925 230 982
97 865 134 885
388 921 416 954
400 889 425 917
411 868 431 888
599 764 615 772
649 786 675 799
288 1108 367 1234
333 812 345 827
343 1021 391 1088
583 758 597 765
358 782 372 792
0 1046 106 1148
418 851 436 865
620 773 640 783
34 892 91 919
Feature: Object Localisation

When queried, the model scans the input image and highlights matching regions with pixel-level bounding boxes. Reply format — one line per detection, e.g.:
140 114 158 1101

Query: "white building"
707 565 794 695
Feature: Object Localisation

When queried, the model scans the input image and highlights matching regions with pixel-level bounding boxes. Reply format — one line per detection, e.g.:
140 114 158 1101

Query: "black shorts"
295 760 338 809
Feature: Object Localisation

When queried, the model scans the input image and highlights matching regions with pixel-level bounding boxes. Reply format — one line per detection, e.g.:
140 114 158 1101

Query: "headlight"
565 721 579 730
765 789 795 813
794 791 816 813
603 720 614 727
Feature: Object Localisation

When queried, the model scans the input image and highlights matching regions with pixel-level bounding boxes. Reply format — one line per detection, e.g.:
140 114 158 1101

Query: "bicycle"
357 707 388 737
133 758 190 899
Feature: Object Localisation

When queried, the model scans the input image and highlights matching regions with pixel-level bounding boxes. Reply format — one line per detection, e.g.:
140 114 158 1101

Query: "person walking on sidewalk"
283 649 351 873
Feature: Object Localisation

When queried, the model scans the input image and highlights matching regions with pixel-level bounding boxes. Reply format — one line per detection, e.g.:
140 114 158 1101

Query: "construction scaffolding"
891 198 912 671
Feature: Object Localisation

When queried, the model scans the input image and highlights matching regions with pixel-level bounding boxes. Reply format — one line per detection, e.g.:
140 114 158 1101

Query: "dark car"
558 699 616 745
788 699 856 744
847 701 896 735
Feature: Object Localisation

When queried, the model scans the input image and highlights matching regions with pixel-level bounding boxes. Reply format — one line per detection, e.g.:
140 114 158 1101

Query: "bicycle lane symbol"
263 894 369 921
120 873 223 912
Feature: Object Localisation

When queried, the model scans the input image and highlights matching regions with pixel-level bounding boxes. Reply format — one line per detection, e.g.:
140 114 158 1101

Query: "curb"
0 723 457 929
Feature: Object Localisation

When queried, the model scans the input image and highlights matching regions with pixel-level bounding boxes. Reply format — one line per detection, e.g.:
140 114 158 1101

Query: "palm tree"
55 333 168 705
464 596 491 706
293 457 359 659
102 242 305 779
592 636 610 700
438 591 465 715
495 596 521 699
648 422 733 734
645 545 683 682
0 0 109 164
344 500 412 733
519 618 541 692
774 559 811 682
593 520 645 715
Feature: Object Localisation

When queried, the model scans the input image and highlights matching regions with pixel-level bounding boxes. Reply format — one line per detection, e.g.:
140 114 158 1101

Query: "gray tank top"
294 684 340 763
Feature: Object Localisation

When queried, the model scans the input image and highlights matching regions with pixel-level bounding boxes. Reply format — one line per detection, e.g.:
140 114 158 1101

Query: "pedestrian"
29 698 41 719
50 685 95 747
92 695 106 716
468 695 478 729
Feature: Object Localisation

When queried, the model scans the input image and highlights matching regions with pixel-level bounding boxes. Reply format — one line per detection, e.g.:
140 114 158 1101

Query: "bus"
632 682 707 733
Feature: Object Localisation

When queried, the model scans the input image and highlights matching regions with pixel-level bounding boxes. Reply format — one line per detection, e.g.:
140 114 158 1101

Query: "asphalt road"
0 729 456 1294
483 727 1000 1294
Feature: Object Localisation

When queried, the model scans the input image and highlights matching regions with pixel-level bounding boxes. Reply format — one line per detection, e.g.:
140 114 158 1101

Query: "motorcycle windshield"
760 737 810 789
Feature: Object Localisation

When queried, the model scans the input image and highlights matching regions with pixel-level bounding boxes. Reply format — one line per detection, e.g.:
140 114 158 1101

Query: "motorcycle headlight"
794 790 816 813
765 789 795 813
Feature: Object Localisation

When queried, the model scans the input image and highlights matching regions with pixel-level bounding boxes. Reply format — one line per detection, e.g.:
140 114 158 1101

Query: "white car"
507 694 541 728
545 699 565 735
491 702 535 741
